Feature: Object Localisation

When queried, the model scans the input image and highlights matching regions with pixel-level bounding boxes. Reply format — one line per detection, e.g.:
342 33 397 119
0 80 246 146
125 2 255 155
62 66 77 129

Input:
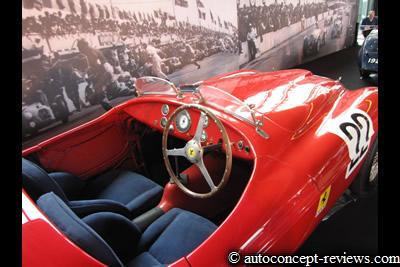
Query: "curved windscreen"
135 76 177 96
134 76 266 132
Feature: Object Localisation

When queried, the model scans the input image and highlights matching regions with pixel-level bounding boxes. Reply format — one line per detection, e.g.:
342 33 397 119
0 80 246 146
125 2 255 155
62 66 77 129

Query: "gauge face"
176 110 191 133
160 117 167 128
201 130 208 142
203 115 209 128
161 104 169 115
237 140 244 150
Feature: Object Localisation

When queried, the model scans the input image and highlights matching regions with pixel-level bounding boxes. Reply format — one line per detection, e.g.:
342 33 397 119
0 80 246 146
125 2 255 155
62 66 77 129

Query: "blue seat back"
37 192 123 267
22 158 68 201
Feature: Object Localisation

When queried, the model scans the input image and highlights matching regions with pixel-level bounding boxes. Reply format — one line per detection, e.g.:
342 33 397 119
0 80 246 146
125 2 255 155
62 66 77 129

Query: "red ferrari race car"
22 69 378 267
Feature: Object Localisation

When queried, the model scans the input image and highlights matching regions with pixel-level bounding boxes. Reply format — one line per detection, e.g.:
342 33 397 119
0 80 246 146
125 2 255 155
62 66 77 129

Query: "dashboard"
122 100 255 160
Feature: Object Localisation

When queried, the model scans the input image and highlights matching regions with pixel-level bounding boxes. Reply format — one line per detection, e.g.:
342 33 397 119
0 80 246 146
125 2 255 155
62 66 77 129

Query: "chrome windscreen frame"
135 76 183 98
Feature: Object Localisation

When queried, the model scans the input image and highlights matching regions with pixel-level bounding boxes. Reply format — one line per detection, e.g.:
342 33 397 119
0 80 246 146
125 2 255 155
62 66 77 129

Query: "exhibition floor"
293 46 378 255
292 45 378 89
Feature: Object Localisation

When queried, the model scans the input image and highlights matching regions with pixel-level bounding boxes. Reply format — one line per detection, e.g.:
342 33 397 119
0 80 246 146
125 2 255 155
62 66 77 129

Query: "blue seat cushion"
22 157 163 218
127 252 165 267
68 199 132 218
84 170 163 217
129 208 217 266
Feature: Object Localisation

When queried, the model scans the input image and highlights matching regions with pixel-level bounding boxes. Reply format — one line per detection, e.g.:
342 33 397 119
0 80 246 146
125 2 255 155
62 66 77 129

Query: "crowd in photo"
22 10 238 113
22 11 165 37
238 0 329 42
238 0 329 61
22 10 237 42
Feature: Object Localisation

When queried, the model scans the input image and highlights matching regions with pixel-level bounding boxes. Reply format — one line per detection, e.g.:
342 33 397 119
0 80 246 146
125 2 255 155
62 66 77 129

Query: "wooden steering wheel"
162 104 232 198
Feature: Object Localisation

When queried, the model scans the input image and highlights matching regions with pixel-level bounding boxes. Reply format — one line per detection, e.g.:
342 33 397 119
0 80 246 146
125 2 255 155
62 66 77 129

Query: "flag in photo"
67 0 76 13
175 0 188 8
118 9 124 20
198 9 206 20
96 4 104 19
132 12 138 22
196 0 204 8
80 0 87 16
42 0 52 8
128 11 134 20
23 0 34 9
125 10 129 19
104 5 110 19
89 3 95 18
33 0 43 10
56 0 65 9
89 3 99 18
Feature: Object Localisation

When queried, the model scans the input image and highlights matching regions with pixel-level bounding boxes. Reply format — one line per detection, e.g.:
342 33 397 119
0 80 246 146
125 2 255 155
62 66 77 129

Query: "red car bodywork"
22 69 378 266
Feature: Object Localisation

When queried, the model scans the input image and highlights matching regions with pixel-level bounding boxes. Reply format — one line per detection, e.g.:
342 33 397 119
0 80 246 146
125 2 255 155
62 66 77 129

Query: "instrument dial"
160 117 167 128
203 115 209 128
201 130 208 142
161 104 169 115
176 110 191 133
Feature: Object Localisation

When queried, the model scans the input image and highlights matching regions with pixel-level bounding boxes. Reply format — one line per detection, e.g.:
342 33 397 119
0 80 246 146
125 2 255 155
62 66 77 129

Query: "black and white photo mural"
237 0 359 70
22 0 239 145
22 0 359 147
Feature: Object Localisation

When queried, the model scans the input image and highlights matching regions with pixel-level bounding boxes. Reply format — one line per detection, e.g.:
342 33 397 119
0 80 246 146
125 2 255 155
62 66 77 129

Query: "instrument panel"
123 101 254 160
175 109 192 133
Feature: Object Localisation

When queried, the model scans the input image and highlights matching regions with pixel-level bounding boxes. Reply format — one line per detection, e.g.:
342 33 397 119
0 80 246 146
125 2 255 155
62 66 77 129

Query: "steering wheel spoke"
196 159 217 192
166 147 186 157
194 112 207 142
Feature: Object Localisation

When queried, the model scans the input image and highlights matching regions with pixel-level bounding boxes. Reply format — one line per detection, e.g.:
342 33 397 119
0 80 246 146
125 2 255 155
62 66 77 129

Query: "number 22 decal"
328 108 375 179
